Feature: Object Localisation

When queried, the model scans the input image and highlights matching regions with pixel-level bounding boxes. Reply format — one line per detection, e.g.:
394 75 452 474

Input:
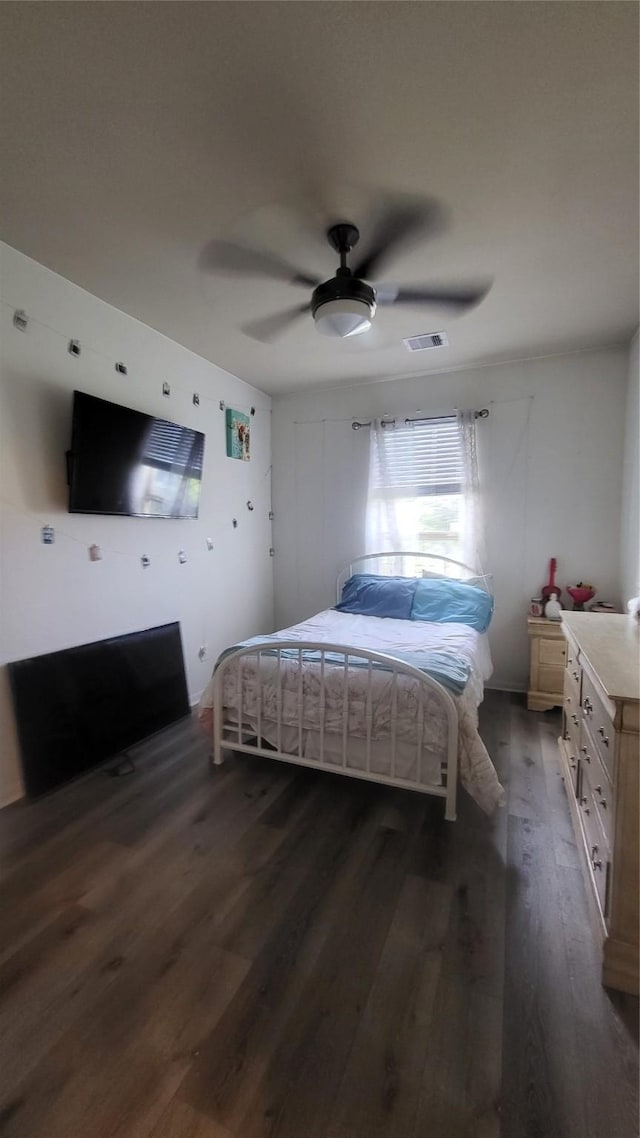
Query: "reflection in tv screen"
68 391 205 518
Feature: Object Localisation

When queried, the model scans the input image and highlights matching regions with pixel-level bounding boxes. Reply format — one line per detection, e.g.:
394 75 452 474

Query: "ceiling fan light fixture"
205 208 490 343
313 298 373 338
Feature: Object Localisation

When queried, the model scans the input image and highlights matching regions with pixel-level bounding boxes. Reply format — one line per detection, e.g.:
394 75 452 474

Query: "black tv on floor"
8 623 190 796
67 390 205 518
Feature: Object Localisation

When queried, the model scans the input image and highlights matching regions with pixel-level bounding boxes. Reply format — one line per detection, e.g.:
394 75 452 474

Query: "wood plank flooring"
0 692 637 1138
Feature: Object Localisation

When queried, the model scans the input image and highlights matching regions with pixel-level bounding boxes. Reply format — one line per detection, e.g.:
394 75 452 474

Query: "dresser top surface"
561 612 640 704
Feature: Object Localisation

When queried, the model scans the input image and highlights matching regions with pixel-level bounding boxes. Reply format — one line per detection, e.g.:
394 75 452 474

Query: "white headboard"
336 551 493 602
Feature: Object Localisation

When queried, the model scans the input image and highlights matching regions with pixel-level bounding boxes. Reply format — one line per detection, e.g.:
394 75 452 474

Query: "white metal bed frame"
210 552 492 822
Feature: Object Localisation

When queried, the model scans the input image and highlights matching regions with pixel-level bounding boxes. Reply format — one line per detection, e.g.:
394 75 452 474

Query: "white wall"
0 243 274 806
620 331 639 608
271 346 628 692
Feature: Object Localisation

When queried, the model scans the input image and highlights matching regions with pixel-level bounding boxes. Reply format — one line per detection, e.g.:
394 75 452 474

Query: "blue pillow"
336 574 418 620
410 577 494 631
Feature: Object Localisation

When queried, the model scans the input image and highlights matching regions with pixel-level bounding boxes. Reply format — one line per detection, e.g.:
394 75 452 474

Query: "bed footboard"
210 640 459 821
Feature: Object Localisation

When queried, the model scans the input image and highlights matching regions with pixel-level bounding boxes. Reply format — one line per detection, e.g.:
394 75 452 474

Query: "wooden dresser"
527 616 566 711
558 612 639 994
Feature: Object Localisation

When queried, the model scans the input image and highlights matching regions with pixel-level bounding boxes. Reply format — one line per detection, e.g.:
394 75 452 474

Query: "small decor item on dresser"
566 582 596 611
544 592 563 621
591 601 619 614
530 597 544 617
541 557 562 604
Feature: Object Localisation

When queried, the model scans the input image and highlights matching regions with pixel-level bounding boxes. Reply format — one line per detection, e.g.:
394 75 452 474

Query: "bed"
198 553 505 820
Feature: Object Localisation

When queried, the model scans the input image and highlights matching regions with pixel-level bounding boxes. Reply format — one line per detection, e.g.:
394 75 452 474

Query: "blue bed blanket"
215 633 470 696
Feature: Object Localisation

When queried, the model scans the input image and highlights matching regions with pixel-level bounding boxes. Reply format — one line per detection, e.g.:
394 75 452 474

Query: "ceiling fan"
200 200 491 342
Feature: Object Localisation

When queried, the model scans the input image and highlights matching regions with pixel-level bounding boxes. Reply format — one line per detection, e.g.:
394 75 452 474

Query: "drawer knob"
583 697 593 713
571 714 579 725
593 859 603 871
580 795 588 805
572 671 580 682
597 727 610 746
591 844 599 857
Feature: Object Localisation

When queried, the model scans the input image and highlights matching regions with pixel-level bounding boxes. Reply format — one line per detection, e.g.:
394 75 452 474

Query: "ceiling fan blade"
199 240 319 288
373 283 400 304
352 197 446 281
241 304 311 343
376 281 492 309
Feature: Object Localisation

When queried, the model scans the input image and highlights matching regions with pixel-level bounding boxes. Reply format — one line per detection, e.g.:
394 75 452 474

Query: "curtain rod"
351 408 489 431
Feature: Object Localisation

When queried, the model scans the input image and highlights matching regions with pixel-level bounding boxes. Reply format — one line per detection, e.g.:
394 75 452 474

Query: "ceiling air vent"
403 331 449 352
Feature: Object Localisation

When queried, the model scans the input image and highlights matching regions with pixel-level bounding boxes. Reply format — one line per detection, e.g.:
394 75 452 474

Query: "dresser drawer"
567 750 581 797
539 637 567 667
581 732 614 849
577 780 610 919
563 666 581 720
563 691 581 754
581 670 616 779
564 660 582 702
563 627 580 669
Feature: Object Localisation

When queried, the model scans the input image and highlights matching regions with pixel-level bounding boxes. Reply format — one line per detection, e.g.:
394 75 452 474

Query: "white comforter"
200 610 505 814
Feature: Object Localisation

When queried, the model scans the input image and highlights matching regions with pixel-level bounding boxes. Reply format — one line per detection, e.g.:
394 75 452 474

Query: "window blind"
143 421 204 475
370 416 462 496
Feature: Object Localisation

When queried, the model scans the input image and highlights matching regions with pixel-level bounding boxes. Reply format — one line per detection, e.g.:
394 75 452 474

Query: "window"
366 416 467 573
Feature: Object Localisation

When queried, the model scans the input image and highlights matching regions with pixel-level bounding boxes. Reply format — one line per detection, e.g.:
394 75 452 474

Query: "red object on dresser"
541 557 562 603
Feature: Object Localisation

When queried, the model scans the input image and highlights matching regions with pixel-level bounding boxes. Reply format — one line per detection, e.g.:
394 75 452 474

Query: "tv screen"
68 391 205 518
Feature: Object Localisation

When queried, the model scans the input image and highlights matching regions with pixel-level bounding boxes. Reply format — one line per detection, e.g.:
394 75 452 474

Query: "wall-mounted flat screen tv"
67 391 205 518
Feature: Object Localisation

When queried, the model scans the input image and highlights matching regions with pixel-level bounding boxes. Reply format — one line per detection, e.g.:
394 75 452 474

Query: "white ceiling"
0 2 638 396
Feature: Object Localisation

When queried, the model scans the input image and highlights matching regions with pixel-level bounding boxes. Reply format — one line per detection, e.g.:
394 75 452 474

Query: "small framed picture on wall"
225 408 251 461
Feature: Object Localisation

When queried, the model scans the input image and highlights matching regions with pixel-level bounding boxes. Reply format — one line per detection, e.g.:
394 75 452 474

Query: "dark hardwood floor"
0 692 637 1137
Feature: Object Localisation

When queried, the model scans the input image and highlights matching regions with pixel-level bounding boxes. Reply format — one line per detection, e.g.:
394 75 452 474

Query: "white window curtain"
365 411 485 574
457 409 486 574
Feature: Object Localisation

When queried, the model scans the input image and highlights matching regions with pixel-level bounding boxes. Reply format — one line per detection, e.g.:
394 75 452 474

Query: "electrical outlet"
198 645 207 661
